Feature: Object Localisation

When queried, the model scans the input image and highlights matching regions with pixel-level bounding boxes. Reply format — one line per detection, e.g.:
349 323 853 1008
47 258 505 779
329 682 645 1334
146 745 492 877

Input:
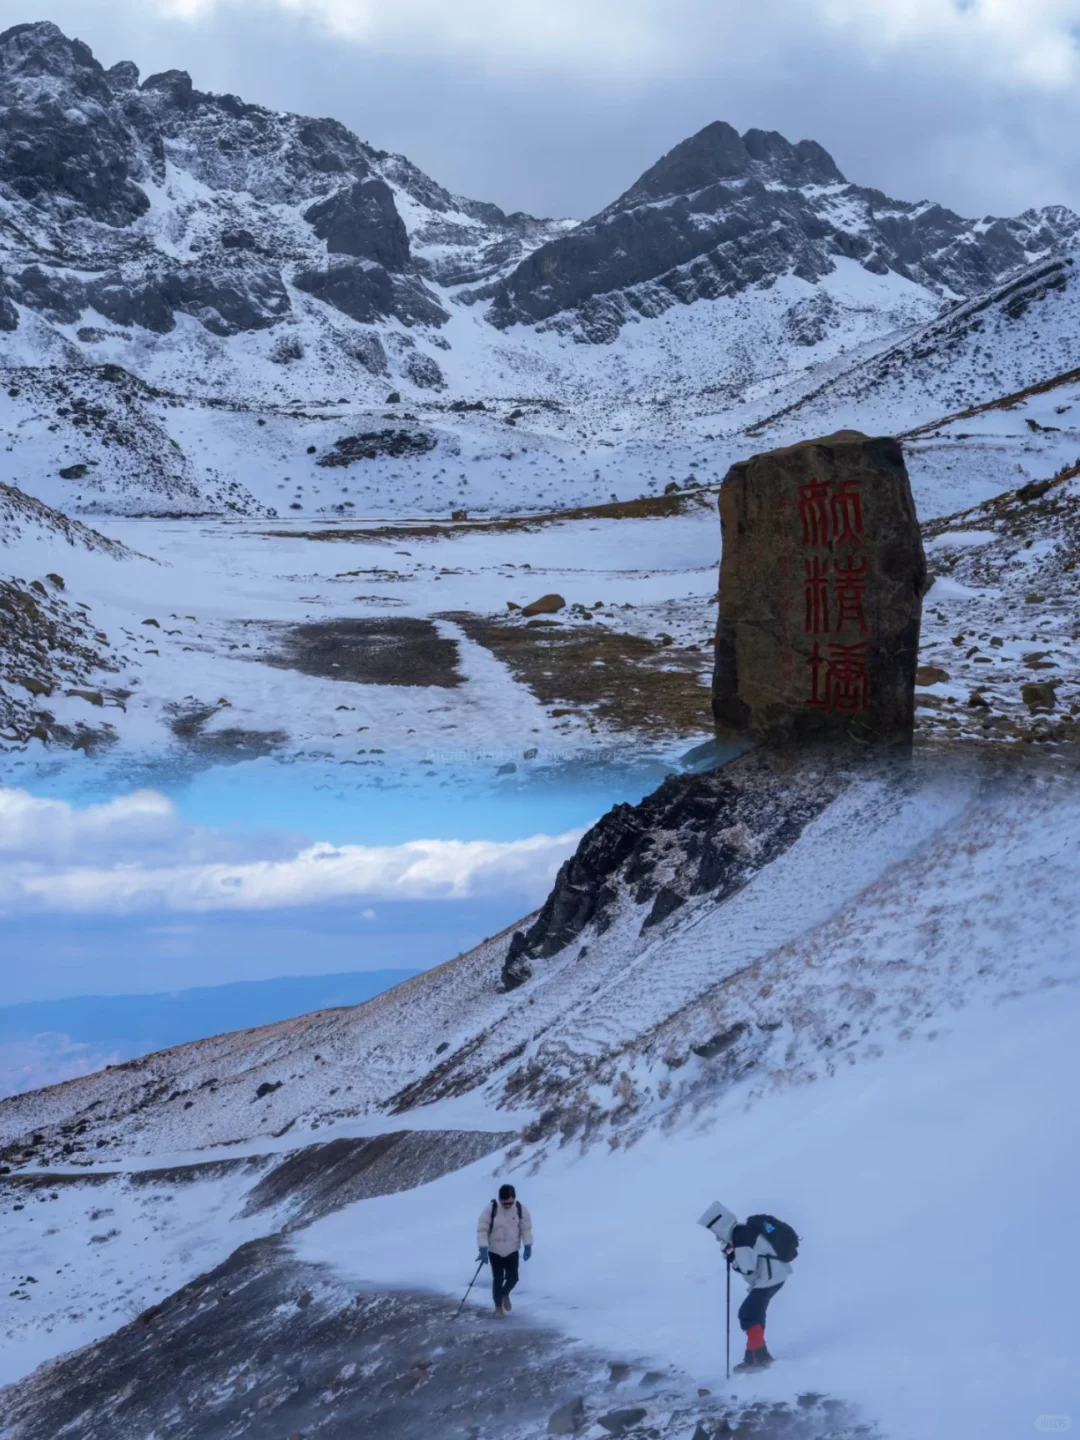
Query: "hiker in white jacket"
476 1183 533 1317
699 1202 796 1370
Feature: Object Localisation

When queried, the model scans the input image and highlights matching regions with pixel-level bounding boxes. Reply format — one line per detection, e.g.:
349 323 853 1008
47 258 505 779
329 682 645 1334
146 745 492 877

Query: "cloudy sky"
30 0 1080 221
0 784 581 1000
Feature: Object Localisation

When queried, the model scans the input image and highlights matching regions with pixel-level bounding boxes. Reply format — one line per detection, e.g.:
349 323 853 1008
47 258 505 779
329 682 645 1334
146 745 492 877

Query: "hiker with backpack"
698 1201 798 1371
476 1183 533 1318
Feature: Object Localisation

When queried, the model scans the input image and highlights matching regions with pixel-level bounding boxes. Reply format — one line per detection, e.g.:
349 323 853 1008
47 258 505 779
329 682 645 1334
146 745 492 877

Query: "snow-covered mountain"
3 20 1080 519
488 120 1079 342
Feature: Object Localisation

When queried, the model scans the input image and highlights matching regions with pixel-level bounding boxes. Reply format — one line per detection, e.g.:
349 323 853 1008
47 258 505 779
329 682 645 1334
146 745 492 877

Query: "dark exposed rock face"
316 429 437 465
712 432 926 745
490 120 1080 341
0 21 450 336
305 178 410 269
294 261 446 327
0 23 151 225
0 286 18 331
501 749 841 990
160 266 291 336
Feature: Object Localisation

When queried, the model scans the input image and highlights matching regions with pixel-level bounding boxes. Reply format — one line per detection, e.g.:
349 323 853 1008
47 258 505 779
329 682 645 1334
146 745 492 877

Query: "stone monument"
712 431 926 746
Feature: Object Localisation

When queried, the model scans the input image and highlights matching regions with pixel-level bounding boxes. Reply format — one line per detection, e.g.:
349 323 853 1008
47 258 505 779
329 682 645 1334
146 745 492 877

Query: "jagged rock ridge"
501 751 842 990
0 21 561 341
489 120 1080 341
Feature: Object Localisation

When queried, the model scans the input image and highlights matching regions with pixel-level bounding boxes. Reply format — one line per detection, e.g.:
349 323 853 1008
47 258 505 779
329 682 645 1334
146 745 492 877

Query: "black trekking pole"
725 1256 731 1380
454 1260 485 1319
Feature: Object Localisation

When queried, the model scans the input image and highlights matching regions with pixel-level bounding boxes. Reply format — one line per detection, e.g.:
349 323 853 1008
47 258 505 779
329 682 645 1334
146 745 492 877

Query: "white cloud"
0 787 179 861
152 0 1080 89
0 785 580 917
3 833 580 915
817 0 1080 89
159 0 670 73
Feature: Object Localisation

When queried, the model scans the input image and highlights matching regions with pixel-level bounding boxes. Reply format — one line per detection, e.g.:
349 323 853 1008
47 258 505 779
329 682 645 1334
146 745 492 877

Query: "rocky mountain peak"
491 116 1080 341
612 120 846 210
0 19 101 84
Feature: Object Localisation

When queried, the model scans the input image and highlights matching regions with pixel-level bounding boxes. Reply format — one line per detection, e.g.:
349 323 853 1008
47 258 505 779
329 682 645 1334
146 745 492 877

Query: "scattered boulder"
713 431 926 746
221 228 256 250
59 463 89 480
403 351 445 390
344 330 388 375
691 1023 747 1060
598 1408 648 1435
254 1080 283 1100
521 593 566 617
548 1397 586 1435
915 665 950 686
270 334 304 364
1022 681 1058 712
7 673 52 697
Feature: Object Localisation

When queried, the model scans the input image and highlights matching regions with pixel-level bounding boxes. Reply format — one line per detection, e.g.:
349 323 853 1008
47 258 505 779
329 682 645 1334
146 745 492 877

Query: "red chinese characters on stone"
799 480 831 548
830 481 865 548
804 555 830 635
832 552 868 635
799 477 869 712
808 641 870 713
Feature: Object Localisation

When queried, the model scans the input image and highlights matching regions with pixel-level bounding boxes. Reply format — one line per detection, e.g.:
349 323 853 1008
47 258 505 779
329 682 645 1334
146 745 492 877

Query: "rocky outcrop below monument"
712 432 926 746
501 749 843 990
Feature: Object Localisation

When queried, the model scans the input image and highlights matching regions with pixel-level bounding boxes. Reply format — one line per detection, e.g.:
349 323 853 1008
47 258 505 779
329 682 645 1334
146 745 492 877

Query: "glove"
523 1245 532 1262
477 1247 489 1265
723 1245 734 1264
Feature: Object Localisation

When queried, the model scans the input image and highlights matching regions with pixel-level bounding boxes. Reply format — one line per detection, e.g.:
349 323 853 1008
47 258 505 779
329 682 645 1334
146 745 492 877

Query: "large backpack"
746 1213 799 1263
488 1199 523 1236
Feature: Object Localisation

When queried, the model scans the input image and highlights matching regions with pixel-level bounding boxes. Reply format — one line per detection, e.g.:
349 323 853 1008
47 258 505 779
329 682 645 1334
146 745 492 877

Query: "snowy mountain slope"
0 481 139 745
0 1126 514 1394
0 476 131 552
2 746 1075 1169
0 21 566 340
739 253 1080 453
296 978 1080 1440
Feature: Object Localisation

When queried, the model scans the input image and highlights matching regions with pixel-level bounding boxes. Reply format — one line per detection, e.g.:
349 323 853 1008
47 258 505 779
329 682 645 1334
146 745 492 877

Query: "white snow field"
298 981 1080 1440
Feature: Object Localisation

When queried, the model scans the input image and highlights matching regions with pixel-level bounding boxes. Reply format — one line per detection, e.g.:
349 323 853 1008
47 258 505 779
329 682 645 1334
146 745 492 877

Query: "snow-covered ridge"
2 746 1074 1169
4 22 1080 520
488 120 1080 341
0 478 131 552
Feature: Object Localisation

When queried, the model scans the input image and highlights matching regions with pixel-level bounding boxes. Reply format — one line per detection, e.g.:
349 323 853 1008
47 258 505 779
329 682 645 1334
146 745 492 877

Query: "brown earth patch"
447 613 712 736
262 489 714 544
166 699 288 759
264 616 463 688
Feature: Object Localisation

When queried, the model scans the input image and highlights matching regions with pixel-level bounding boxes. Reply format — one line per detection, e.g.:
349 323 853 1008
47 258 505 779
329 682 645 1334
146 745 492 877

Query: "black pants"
490 1250 519 1308
738 1282 783 1333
